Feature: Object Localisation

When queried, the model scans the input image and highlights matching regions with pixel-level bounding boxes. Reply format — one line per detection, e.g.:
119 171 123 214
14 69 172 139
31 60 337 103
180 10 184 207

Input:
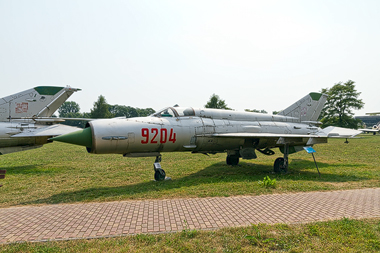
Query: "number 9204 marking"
141 128 177 144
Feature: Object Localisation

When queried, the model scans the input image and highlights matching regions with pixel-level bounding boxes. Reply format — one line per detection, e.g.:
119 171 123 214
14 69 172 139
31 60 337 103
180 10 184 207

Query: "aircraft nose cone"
50 127 92 147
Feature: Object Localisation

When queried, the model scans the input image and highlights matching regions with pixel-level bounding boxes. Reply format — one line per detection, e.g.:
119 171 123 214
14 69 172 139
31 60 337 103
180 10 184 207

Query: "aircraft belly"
0 137 38 148
0 145 43 155
195 137 243 152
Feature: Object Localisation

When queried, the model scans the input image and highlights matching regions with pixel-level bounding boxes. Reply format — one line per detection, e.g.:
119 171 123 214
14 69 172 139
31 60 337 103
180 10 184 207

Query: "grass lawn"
2 218 380 252
0 134 378 208
1 134 379 251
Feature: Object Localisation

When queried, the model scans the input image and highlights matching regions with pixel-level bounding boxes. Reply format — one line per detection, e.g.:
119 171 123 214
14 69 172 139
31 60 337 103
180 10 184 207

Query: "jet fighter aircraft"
359 123 380 135
51 92 362 181
0 86 81 155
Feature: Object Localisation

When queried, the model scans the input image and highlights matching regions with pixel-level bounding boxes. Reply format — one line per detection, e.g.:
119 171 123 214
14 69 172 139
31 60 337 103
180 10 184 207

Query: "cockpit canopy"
152 107 195 118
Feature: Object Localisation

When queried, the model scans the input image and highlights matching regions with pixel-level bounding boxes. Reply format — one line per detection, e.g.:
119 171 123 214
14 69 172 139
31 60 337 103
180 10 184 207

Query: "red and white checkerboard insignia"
15 102 28 113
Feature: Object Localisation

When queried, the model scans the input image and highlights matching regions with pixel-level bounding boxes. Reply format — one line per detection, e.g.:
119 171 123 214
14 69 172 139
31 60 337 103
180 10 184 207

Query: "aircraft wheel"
226 155 239 166
154 168 166 181
274 157 287 173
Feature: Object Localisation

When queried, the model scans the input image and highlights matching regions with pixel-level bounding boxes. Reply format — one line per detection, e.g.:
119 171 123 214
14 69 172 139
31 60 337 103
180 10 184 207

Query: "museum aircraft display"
0 86 81 155
359 123 380 135
51 92 362 181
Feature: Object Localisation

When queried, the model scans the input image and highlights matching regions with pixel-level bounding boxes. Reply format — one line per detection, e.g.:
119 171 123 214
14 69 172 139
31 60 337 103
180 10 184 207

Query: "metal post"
312 153 321 178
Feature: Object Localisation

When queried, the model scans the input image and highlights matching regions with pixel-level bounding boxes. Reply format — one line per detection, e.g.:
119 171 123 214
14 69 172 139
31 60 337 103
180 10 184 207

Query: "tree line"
58 95 155 127
59 80 364 129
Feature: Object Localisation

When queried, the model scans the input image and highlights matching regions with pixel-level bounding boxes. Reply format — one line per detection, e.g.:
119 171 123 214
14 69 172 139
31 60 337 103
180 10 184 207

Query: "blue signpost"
303 146 321 177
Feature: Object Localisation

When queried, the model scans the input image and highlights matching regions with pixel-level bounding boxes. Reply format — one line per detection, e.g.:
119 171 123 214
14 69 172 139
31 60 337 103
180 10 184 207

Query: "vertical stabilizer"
278 92 327 122
0 86 80 121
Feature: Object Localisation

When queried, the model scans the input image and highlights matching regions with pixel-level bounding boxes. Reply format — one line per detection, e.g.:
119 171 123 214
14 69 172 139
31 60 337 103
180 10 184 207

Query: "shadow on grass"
0 164 56 175
21 158 370 206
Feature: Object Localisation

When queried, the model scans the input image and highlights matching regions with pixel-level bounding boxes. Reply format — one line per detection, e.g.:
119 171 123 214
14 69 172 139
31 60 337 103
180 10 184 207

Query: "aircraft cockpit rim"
152 107 195 118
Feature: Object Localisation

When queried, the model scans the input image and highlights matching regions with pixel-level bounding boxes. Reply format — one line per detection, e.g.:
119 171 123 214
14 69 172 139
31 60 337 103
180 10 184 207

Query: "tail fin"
0 86 80 121
278 92 327 122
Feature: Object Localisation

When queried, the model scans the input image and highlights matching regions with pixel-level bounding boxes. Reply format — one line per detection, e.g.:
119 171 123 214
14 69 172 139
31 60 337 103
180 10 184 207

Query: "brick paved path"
1 188 380 244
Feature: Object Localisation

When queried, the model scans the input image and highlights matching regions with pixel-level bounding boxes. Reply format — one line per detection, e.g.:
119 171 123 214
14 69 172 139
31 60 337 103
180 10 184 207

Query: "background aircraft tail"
0 86 80 121
278 92 328 122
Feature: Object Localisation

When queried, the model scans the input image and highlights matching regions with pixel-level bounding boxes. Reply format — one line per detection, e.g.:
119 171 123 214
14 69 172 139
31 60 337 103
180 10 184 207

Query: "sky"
1 0 379 115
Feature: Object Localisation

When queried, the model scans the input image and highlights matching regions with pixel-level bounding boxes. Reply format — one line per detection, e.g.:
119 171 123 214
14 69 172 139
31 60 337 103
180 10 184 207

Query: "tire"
274 157 284 173
154 169 166 181
226 155 239 166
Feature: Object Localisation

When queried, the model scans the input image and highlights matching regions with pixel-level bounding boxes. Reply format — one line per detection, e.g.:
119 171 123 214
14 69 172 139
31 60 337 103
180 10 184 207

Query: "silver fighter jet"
51 92 362 181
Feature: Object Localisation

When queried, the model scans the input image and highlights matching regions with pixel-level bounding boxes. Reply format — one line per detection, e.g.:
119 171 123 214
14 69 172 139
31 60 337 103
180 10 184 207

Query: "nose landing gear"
153 156 170 181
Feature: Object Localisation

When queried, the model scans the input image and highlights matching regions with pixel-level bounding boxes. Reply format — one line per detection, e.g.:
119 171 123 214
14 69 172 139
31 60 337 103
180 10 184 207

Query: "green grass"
1 134 379 251
0 134 379 207
2 218 380 252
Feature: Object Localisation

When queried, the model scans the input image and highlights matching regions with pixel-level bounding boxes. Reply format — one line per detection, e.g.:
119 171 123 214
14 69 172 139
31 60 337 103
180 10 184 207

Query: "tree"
136 108 155 117
90 95 112 118
205 94 231 110
108 105 155 118
109 105 139 118
58 101 80 117
58 101 88 128
320 80 364 129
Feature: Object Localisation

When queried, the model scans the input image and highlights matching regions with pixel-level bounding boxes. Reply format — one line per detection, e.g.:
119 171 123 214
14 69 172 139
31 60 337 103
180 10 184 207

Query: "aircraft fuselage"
86 111 320 157
51 93 363 179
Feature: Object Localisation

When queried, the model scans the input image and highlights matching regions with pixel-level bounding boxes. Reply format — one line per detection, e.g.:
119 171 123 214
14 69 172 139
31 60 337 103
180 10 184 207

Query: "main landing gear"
153 156 169 181
274 144 289 174
226 154 240 166
0 170 6 187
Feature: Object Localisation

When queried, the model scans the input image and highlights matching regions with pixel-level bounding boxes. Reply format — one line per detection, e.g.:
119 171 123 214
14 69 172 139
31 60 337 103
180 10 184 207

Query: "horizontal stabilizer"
7 117 92 122
11 124 81 137
321 126 362 138
358 128 379 133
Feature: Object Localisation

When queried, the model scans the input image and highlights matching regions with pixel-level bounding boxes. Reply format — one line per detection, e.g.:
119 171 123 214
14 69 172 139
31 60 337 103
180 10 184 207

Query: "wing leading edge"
201 127 362 139
202 133 322 138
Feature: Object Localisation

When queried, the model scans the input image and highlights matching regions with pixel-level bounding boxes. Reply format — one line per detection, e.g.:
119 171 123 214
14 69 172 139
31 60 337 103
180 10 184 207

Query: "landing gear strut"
274 144 289 173
153 156 166 181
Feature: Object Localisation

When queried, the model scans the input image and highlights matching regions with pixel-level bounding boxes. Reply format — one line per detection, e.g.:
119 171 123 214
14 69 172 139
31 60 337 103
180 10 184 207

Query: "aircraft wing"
358 128 379 133
202 133 322 138
319 126 362 138
11 124 81 138
197 132 328 146
8 117 93 122
200 127 362 139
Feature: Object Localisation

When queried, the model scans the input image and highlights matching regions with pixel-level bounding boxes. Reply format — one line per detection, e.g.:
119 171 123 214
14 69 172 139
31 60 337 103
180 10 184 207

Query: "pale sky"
1 0 379 115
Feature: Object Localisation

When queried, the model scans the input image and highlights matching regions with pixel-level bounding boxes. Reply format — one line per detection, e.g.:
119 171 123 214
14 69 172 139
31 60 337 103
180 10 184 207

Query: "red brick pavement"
1 188 380 244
